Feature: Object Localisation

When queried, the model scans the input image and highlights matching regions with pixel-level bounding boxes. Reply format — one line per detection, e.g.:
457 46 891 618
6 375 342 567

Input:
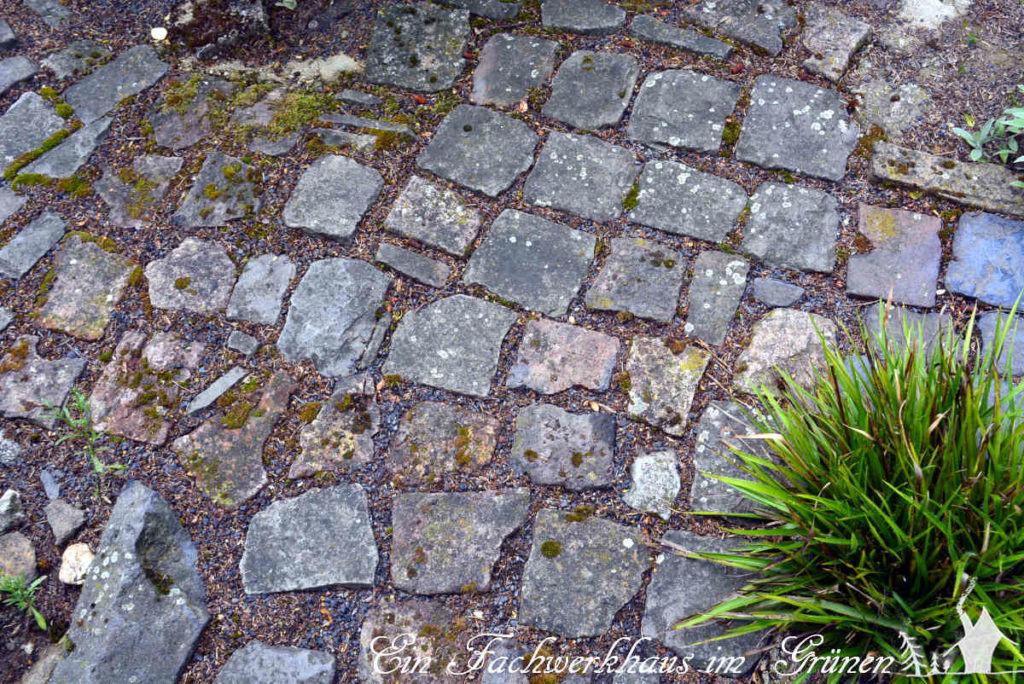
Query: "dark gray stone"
215 642 335 684
227 253 295 325
472 33 559 106
41 470 60 500
318 112 414 137
447 0 521 18
623 450 680 520
376 242 450 288
541 0 626 34
628 70 740 153
41 39 111 79
0 211 65 280
22 116 111 179
171 151 262 227
50 481 209 684
186 367 247 415
168 0 268 58
44 499 84 545
290 374 379 477
151 77 233 150
507 318 620 394
24 0 72 28
145 238 236 314
685 251 749 345
227 331 259 357
979 312 1024 376
585 237 684 323
277 258 391 377
64 45 169 124
365 3 469 93
801 4 872 82
630 14 733 60
0 56 37 96
240 485 378 593
735 76 859 182
0 186 26 226
336 89 381 107
511 403 615 490
250 132 301 156
464 209 595 316
543 51 639 130
691 400 769 515
684 0 797 56
752 277 803 307
626 336 710 435
0 531 35 580
742 183 839 273
417 104 538 197
0 20 14 49
862 302 953 359
384 294 517 397
384 175 481 255
392 489 530 594
628 160 747 242
524 132 638 223
388 401 500 487
946 212 1024 308
0 92 63 169
519 509 649 637
97 155 182 228
0 489 23 533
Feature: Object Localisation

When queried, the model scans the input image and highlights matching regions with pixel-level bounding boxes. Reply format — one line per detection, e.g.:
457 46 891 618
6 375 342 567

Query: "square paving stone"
0 92 64 169
629 15 733 60
417 105 538 197
628 160 748 242
227 253 296 325
735 75 859 181
64 45 169 124
627 70 740 153
507 318 619 394
945 212 1024 309
585 237 684 323
541 0 626 34
388 401 500 487
524 132 638 223
742 182 839 273
684 0 797 56
753 277 803 307
543 51 639 130
150 77 233 150
847 204 941 308
0 20 14 49
472 33 559 106
383 294 517 397
511 403 615 490
20 116 111 179
801 4 872 82
463 209 595 316
283 154 383 243
862 302 953 359
289 374 380 478
365 3 470 92
384 175 481 255
0 187 26 226
145 238 236 314
0 211 65 280
24 0 71 28
685 251 750 345
626 336 710 435
376 242 450 288
171 151 263 227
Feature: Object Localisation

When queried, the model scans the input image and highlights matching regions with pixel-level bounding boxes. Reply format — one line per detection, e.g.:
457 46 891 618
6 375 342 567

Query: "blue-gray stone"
543 51 639 130
375 242 450 288
472 33 559 106
227 331 260 357
979 312 1024 377
752 277 803 307
628 70 740 153
945 212 1024 309
215 642 335 684
0 187 26 226
541 0 625 34
0 211 66 280
630 14 733 60
0 56 37 96
0 92 64 168
186 367 248 415
64 45 169 124
21 116 111 179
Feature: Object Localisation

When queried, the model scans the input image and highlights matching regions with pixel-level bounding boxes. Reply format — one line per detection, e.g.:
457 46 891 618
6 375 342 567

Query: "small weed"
0 575 47 630
42 388 125 498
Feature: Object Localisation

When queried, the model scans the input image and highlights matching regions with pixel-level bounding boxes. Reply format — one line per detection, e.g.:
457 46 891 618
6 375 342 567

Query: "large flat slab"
64 45 169 124
628 70 739 153
283 155 383 243
365 3 469 92
742 183 838 273
543 51 638 130
945 212 1024 308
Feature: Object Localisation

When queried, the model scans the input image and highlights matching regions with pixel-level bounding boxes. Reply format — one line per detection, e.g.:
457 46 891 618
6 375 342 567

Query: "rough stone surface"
172 371 295 507
626 336 710 436
41 39 111 79
684 0 797 56
388 401 500 487
319 113 415 137
384 175 481 255
384 295 517 397
290 374 380 478
172 151 262 227
227 254 295 325
376 242 450 288
357 598 469 684
227 330 259 357
0 56 37 96
283 155 384 243
585 237 684 323
801 4 872 82
0 335 85 428
629 15 733 60
691 400 770 515
862 302 953 358
525 132 637 223
151 77 233 150
417 105 538 197
511 403 615 490
733 308 837 395
847 203 942 307
519 509 648 637
0 20 14 49
44 499 85 545
472 33 558 105
622 450 680 520
979 312 1024 376
97 155 183 228
464 209 595 316
853 80 931 137
277 258 391 377
753 277 804 307
49 481 209 684
543 51 638 130
240 485 377 593
742 183 839 273
186 366 247 415
508 318 619 394
541 0 626 34
40 470 60 500
0 307 11 332
0 488 23 533
0 433 21 465
685 251 749 345
0 93 63 169
628 70 739 153
392 489 530 594
945 212 1024 307
1 211 65 281
336 89 381 107
0 186 26 226
365 3 469 92
21 116 111 179
59 542 94 585
735 75 859 181
0 531 36 580
64 45 169 124
145 238 236 314
449 0 521 18
215 642 336 684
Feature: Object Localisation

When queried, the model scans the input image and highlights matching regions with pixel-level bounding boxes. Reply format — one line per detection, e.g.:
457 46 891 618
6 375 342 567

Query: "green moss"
98 350 113 363
571 452 584 467
128 266 144 288
383 374 402 387
622 182 640 212
56 174 92 198
616 372 632 393
203 183 222 201
523 449 539 462
268 91 336 138
173 277 191 290
222 164 242 181
11 173 54 190
55 103 74 119
221 401 253 429
39 86 59 102
38 268 56 296
298 402 322 423
540 540 562 558
160 73 202 115
565 505 594 523
721 118 742 147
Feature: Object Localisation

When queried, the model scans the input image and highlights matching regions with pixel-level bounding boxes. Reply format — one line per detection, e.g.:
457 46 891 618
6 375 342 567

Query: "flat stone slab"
944 211 1024 308
753 277 804 307
541 0 626 34
90 331 204 445
735 75 859 182
0 336 85 427
0 307 11 332
862 302 953 358
979 312 1024 376
41 39 111 79
854 80 931 138
319 113 415 137
173 371 295 507
464 209 595 316
417 105 538 197
623 450 680 520
376 242 450 288
472 33 558 106
227 253 295 325
684 0 796 56
227 330 259 357
847 204 941 307
691 400 770 515
801 4 871 82
733 308 836 395
277 257 391 377
743 183 839 273
289 374 380 478
151 77 233 150
0 57 37 96
543 51 638 130
629 15 733 60
365 3 469 92
392 489 530 594
145 237 236 314
336 89 382 107
0 20 15 49
384 175 481 255
0 531 35 580
25 0 71 27
283 154 383 243
240 485 377 593
215 642 336 684
629 160 747 242
37 234 134 340
519 509 648 637
388 400 500 487
525 132 637 223
508 318 619 394
626 336 710 435
585 237 684 323
872 143 1024 217
384 294 516 397
0 92 64 171
172 151 262 227
449 0 521 18
98 155 183 228
0 186 26 225
21 115 112 179
186 366 247 415
64 45 169 124
628 70 739 153
685 251 750 345
0 211 65 280
44 499 84 545
511 403 615 490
